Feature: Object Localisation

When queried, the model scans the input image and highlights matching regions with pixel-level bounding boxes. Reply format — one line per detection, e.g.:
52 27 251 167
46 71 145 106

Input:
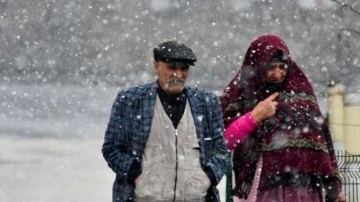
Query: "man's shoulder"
116 82 156 101
186 86 217 98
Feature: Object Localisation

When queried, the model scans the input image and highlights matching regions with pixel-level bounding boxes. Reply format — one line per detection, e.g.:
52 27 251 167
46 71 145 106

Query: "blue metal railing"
336 150 360 202
225 151 360 202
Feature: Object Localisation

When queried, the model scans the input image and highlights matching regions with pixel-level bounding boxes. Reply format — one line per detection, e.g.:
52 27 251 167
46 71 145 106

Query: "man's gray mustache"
169 77 185 84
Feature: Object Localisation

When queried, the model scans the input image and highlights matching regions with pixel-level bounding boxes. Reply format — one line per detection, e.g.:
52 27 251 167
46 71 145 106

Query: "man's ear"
154 61 159 71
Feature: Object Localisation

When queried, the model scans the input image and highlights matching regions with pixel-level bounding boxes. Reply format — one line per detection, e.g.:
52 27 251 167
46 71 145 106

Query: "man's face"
154 61 190 96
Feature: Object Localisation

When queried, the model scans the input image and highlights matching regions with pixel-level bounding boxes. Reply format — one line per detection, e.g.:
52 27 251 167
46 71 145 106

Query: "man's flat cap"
153 41 197 66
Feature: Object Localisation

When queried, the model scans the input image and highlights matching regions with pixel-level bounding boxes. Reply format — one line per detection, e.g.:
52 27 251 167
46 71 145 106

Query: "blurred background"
1 0 360 201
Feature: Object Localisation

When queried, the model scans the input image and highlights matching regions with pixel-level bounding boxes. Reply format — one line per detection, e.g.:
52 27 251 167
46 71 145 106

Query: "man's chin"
170 82 184 88
167 86 185 95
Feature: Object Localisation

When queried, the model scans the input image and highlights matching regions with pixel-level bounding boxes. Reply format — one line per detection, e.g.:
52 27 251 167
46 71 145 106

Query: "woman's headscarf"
220 35 341 200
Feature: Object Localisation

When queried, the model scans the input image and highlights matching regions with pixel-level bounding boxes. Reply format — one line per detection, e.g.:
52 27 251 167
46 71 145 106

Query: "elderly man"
102 41 227 202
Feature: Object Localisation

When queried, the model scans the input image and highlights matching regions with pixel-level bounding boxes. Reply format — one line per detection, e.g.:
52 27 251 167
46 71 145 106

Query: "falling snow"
1 1 360 202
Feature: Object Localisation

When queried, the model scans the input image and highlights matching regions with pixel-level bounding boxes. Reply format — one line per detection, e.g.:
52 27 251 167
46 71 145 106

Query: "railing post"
225 151 233 202
344 93 360 155
328 84 345 150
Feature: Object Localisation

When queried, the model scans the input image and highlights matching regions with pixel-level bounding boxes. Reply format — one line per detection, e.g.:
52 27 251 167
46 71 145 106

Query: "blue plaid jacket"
102 81 227 202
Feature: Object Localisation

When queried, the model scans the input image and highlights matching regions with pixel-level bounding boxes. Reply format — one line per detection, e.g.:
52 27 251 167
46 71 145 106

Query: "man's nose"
172 69 185 77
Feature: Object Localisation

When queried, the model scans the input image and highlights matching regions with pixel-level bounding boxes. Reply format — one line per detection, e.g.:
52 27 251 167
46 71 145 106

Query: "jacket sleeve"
204 95 228 186
224 112 259 150
102 92 139 182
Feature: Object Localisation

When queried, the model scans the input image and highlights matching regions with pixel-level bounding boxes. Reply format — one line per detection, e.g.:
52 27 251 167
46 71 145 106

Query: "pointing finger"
273 101 278 107
265 92 279 102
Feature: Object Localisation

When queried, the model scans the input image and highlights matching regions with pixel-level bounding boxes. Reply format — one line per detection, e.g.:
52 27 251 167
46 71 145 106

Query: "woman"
220 35 343 202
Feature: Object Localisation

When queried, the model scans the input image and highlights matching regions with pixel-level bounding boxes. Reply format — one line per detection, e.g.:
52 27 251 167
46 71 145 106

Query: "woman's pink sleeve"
224 112 259 150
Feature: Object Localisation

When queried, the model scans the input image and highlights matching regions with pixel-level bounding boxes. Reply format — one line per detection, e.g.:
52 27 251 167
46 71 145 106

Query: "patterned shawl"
220 35 341 200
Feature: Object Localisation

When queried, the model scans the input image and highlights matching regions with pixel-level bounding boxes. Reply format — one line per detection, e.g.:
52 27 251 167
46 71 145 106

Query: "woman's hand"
251 92 279 123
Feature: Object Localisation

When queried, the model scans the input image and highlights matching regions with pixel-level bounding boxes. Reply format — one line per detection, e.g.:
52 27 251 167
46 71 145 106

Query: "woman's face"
265 62 288 83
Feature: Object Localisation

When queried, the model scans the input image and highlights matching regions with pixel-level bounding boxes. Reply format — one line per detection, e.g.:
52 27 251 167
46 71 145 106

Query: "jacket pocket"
134 165 165 198
184 169 210 201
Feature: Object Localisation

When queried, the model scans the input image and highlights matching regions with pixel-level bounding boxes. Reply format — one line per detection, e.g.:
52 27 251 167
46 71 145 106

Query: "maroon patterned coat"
220 35 341 201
